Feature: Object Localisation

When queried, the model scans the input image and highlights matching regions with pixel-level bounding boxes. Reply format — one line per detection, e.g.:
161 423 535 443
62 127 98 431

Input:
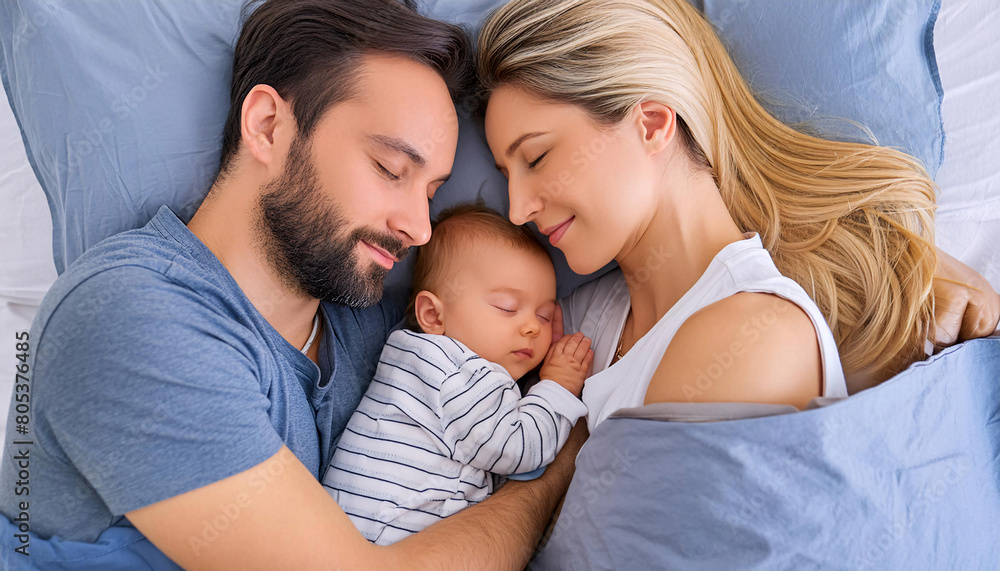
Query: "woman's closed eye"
528 150 549 169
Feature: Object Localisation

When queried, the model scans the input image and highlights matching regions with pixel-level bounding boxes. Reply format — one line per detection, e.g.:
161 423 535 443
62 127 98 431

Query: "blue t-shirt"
0 206 404 552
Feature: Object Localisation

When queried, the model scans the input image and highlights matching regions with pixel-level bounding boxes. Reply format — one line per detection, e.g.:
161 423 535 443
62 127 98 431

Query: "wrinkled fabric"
532 338 1000 570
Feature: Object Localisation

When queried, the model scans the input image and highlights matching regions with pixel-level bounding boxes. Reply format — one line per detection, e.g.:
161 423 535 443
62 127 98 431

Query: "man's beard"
254 134 407 308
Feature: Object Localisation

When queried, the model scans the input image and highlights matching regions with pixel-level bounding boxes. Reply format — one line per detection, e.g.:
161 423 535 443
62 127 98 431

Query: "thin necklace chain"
612 312 630 364
614 334 626 362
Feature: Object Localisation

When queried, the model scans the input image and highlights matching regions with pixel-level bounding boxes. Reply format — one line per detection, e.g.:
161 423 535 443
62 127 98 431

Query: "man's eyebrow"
505 132 546 158
368 134 426 168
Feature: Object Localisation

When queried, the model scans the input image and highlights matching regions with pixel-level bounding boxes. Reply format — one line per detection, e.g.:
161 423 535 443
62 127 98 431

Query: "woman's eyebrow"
505 132 547 158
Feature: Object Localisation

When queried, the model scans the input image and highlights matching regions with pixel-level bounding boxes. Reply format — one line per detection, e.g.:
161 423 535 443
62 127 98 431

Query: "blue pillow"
697 0 944 172
0 0 243 275
0 0 944 299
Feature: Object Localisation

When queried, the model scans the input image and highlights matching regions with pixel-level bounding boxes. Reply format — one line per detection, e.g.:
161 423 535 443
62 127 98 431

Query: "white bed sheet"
0 82 57 445
0 0 997 445
934 0 1000 291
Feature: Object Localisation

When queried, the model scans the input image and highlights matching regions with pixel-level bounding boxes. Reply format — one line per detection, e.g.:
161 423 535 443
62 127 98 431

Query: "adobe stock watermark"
16 0 59 41
716 0 751 27
532 130 618 208
64 395 174 504
419 107 460 165
721 419 848 534
681 295 791 401
853 457 973 569
31 265 140 368
529 446 637 562
436 274 469 305
722 445 812 532
67 65 171 169
187 448 300 556
621 244 673 293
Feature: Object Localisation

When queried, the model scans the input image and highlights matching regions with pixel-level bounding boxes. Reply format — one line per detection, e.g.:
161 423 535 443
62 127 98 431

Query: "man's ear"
634 100 677 156
414 291 446 335
240 84 294 173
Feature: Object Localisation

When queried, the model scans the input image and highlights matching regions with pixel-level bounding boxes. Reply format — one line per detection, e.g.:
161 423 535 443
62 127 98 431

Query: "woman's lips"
541 216 574 246
361 240 397 270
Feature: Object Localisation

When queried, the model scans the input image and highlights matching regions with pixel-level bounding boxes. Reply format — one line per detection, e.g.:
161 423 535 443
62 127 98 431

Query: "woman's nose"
507 177 543 226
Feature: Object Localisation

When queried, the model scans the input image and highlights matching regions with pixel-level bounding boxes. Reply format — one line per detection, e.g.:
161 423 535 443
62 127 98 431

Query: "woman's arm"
643 293 822 409
932 248 1000 347
847 249 1000 392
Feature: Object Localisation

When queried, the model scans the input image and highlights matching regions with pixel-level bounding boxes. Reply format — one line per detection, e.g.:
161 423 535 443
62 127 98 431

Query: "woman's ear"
414 291 447 335
635 100 677 156
240 84 294 174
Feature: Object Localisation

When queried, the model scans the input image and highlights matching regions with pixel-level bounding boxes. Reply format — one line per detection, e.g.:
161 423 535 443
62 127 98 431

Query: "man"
0 1 582 568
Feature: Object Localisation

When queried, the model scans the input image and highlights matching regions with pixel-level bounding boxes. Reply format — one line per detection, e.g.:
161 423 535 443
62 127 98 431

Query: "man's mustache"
354 228 410 262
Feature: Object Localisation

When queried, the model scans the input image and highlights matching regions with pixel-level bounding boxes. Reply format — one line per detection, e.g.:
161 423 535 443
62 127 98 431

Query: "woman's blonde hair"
477 0 937 383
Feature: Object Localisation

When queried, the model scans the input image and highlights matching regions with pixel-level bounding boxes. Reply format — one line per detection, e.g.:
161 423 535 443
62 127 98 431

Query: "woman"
476 0 999 424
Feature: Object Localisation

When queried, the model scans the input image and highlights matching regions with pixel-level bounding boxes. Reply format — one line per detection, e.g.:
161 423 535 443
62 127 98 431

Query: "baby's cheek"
540 328 553 347
536 339 552 366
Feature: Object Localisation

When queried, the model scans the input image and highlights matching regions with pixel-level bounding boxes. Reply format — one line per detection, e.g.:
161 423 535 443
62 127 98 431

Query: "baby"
322 203 593 546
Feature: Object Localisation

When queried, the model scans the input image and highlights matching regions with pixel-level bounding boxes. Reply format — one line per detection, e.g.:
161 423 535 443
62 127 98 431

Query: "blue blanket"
531 338 1000 570
3 339 997 569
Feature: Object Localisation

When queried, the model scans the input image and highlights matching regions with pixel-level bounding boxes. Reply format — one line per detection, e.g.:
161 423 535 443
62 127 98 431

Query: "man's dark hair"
218 0 474 176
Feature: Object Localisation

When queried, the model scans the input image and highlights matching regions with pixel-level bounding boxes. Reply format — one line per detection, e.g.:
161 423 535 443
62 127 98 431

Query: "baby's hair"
405 203 550 332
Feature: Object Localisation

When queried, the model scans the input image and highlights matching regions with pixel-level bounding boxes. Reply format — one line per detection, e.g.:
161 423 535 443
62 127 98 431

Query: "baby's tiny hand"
539 332 594 397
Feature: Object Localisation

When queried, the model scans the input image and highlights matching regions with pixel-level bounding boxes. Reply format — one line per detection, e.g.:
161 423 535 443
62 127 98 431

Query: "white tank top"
562 233 848 431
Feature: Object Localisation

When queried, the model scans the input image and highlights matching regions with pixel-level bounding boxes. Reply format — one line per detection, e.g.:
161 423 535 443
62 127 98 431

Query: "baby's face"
438 241 557 379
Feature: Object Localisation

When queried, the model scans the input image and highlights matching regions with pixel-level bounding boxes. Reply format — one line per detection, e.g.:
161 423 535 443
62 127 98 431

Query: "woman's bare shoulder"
643 292 822 409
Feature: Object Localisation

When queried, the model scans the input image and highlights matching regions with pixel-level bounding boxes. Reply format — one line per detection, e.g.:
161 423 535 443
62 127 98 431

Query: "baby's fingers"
560 332 585 355
583 348 595 375
572 335 592 362
543 342 558 363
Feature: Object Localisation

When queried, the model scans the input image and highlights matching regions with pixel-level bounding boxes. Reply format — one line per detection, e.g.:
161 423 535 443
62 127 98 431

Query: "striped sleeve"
438 357 587 476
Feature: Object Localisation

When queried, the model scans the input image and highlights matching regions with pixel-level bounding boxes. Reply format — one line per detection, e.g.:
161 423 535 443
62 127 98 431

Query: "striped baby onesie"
322 329 587 545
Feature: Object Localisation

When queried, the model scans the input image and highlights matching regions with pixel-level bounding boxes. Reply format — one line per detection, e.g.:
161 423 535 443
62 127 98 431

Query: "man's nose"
388 187 432 247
